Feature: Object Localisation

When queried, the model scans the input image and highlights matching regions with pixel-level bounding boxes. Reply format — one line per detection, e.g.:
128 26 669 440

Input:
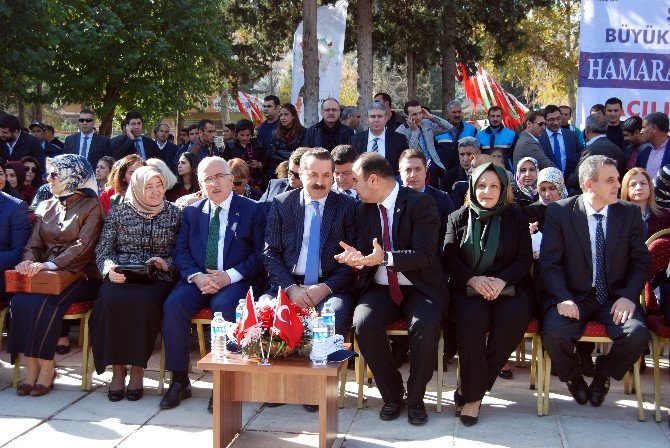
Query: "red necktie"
379 204 404 305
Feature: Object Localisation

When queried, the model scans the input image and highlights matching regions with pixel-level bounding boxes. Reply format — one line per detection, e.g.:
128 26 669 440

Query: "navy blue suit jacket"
263 189 357 293
173 194 266 286
259 178 293 212
423 185 455 243
63 132 111 168
635 144 670 172
538 129 582 179
0 192 30 293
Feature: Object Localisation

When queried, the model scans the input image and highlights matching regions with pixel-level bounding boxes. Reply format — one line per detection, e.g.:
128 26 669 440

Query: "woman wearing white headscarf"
513 157 540 208
90 166 182 402
523 167 569 239
9 154 105 397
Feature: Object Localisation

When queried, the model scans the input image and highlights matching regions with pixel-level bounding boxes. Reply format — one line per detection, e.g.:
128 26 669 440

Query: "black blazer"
568 136 627 190
350 130 409 173
539 196 651 314
538 128 582 180
443 166 468 193
0 132 43 163
424 185 455 244
63 132 111 167
156 141 181 173
111 135 160 160
355 186 448 310
263 189 357 293
523 201 547 232
443 204 533 291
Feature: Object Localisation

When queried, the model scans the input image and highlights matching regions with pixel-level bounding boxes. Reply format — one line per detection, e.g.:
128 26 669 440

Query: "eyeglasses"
533 121 546 127
78 118 94 123
202 172 230 185
47 171 59 179
288 170 300 178
24 166 38 173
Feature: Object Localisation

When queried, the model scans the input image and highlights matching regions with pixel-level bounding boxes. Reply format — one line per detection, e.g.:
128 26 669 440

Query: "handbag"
114 263 157 285
5 270 82 295
466 285 515 298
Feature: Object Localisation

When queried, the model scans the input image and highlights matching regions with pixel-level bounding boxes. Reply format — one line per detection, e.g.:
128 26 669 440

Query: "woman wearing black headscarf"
443 162 533 426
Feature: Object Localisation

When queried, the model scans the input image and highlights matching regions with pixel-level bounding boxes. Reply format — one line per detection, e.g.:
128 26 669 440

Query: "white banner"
576 0 670 127
291 0 348 124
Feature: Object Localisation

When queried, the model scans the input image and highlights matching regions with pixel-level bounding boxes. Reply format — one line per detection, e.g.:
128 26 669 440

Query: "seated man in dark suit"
0 191 31 299
399 148 454 243
540 155 651 407
336 153 449 425
0 115 43 163
160 156 266 412
258 147 307 211
539 105 582 181
111 110 160 161
443 136 480 193
63 108 111 168
263 148 357 336
568 114 627 192
351 102 409 174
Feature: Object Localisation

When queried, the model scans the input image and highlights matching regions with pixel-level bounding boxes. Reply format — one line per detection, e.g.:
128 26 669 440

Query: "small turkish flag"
237 288 258 344
273 287 304 349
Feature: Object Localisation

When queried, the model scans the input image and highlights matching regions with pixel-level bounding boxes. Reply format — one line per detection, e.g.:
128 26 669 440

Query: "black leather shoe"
579 354 595 378
498 369 514 380
126 388 143 401
303 404 319 413
379 400 405 421
159 382 191 410
208 394 213 413
589 374 610 407
566 374 589 405
108 388 124 402
407 403 428 425
55 344 71 355
459 402 481 427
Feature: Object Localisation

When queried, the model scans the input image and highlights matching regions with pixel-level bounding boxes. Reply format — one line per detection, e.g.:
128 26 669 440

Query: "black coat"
443 166 468 193
63 132 111 168
111 135 160 161
267 130 304 165
0 132 43 163
423 185 455 244
523 201 547 232
156 141 181 173
350 130 409 174
443 204 533 291
568 136 627 191
302 120 354 151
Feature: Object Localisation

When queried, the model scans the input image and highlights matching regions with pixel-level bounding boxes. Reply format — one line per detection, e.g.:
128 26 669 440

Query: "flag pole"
266 287 281 361
257 286 271 365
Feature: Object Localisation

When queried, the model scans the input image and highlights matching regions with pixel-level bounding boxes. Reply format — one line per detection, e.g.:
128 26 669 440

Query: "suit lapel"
221 194 241 263
200 199 211 256
320 191 336 250
605 203 623 276
74 133 81 155
392 187 407 246
572 196 593 272
295 191 306 256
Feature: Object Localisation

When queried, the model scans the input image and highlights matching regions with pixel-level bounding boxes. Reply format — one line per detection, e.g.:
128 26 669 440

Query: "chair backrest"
644 235 670 310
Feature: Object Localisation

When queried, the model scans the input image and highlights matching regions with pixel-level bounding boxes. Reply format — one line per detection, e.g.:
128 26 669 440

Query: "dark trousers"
456 288 532 402
659 290 670 327
542 294 650 382
353 284 443 406
163 279 249 372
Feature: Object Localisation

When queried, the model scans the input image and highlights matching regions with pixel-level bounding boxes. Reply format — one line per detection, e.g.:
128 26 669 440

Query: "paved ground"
1 337 670 448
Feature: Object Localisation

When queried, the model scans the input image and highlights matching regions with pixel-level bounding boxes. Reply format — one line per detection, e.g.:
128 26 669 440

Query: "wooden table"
197 352 346 448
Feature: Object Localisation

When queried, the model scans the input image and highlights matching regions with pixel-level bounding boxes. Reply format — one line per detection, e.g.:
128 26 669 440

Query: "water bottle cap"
214 312 223 317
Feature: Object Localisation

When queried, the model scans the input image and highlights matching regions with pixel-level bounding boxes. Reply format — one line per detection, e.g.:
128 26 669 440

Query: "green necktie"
205 206 221 270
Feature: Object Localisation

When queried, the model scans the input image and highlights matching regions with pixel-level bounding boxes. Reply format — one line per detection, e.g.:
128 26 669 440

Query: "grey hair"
585 113 608 134
197 156 230 181
300 147 334 171
341 106 360 120
458 136 481 152
367 101 387 115
578 155 617 190
446 100 462 111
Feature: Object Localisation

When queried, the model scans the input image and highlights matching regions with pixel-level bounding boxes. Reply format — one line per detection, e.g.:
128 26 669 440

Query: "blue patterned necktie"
552 132 563 171
594 213 607 304
134 139 146 159
304 201 321 285
205 206 221 270
371 137 379 153
81 136 89 159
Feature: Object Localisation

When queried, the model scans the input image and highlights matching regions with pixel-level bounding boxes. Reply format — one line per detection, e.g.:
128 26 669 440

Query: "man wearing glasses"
302 98 354 151
63 108 111 167
512 110 556 171
539 105 582 180
161 156 266 412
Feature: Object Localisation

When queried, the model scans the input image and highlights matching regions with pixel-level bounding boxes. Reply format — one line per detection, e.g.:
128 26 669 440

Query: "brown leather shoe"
16 383 34 396
30 372 56 397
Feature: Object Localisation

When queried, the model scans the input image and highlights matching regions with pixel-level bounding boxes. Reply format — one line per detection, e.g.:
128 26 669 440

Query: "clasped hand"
467 276 506 300
15 260 46 277
287 283 330 309
334 239 384 267
192 270 232 294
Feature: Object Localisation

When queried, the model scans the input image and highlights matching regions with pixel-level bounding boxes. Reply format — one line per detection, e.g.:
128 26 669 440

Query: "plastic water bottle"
311 317 328 366
211 312 227 362
235 299 245 323
321 300 335 337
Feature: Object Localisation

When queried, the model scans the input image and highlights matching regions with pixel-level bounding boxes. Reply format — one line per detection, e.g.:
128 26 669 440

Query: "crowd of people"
1 92 669 429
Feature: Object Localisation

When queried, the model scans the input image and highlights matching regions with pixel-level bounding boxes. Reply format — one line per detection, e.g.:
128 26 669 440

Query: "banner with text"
577 0 670 127
291 0 348 124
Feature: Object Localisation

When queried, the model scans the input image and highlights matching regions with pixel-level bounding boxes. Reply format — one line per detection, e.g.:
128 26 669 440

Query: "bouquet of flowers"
233 294 318 358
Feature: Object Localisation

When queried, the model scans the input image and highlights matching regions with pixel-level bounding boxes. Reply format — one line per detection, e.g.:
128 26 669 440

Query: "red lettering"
627 100 640 117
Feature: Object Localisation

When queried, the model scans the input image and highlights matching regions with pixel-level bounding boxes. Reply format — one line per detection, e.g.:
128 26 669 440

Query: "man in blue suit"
160 156 266 411
0 191 30 297
263 148 357 340
63 108 111 168
539 105 582 180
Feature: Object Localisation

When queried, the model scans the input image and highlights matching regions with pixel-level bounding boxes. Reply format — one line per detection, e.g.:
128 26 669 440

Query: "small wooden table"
197 352 346 448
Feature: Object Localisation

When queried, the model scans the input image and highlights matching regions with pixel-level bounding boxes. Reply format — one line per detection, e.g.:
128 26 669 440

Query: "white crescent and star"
277 305 290 323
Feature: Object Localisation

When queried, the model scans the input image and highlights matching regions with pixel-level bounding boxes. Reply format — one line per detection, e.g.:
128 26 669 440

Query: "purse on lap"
5 270 82 295
113 263 157 285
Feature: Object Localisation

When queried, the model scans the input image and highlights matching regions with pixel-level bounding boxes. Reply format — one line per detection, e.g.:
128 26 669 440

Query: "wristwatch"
380 252 389 267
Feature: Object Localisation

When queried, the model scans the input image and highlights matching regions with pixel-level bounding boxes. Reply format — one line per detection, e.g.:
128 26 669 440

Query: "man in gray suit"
512 110 555 171
540 155 650 407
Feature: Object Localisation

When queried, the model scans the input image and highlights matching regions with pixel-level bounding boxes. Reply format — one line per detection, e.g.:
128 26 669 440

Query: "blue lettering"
606 28 616 42
659 30 669 45
631 28 643 43
618 28 630 43
643 29 655 45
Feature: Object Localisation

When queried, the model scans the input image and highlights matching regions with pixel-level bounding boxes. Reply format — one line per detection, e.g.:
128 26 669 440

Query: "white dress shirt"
293 190 327 276
188 194 242 284
373 182 412 286
547 128 566 170
583 198 609 288
366 130 386 158
335 186 358 199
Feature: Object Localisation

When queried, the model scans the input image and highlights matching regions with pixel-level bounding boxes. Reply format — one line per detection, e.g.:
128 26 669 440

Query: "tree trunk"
406 50 417 100
302 0 320 127
34 83 44 122
356 0 373 114
440 2 457 117
98 84 121 137
219 85 231 124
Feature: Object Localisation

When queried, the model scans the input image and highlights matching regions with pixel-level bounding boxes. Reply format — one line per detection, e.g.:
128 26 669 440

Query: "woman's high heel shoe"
454 388 465 417
459 402 482 427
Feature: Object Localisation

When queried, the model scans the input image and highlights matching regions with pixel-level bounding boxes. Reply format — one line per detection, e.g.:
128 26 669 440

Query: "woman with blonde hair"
621 167 670 238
